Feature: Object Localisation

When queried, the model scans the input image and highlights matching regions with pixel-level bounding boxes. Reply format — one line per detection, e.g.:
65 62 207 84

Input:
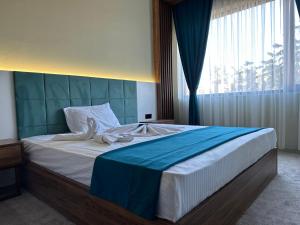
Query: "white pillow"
64 103 120 133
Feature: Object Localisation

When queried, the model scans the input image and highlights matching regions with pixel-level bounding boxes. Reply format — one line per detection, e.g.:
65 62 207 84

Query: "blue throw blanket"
90 126 262 219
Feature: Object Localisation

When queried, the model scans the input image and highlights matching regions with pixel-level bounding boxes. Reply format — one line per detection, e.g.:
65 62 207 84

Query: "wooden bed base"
23 148 277 225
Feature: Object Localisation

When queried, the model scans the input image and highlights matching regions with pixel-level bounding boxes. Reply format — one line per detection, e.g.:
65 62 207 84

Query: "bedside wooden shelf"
0 139 22 201
140 119 175 124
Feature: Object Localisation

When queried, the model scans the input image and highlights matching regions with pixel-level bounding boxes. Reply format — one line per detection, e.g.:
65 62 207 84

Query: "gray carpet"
0 151 299 225
237 151 300 225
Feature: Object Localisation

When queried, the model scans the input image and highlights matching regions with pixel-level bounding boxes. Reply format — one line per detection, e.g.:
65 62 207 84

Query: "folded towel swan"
52 118 182 144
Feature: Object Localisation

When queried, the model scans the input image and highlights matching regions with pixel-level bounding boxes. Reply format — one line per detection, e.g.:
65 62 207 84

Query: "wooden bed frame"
22 148 277 225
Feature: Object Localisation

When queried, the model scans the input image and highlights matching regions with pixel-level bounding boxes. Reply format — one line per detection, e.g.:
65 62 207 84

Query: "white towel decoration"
52 118 182 145
52 117 97 141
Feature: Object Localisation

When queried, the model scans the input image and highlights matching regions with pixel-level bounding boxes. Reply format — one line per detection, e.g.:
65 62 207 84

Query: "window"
177 0 300 95
198 0 285 94
175 0 300 150
295 3 300 85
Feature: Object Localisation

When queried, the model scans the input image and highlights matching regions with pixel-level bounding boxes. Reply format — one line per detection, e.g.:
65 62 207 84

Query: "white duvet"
23 125 277 222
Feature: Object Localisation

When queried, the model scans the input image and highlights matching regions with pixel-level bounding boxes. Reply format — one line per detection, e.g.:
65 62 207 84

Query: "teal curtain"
173 0 213 125
296 0 300 16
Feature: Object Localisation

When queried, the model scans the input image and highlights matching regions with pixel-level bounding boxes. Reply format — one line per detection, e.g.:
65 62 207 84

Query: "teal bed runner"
90 126 263 219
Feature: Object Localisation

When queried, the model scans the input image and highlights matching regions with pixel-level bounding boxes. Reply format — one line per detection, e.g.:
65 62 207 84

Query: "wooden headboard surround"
14 72 138 139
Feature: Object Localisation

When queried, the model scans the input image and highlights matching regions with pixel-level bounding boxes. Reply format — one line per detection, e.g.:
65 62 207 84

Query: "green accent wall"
14 72 137 139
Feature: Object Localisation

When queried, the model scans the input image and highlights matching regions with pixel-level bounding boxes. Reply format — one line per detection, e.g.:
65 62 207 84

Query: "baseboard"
279 149 300 154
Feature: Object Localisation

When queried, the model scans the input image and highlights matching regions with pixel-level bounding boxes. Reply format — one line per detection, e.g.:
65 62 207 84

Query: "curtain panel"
173 0 213 125
212 0 272 19
175 0 300 151
296 0 300 16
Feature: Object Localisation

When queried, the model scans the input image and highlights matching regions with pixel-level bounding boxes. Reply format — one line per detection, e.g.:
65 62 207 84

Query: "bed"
15 72 278 225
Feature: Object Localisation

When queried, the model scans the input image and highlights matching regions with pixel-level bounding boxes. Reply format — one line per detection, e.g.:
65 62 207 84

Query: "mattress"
22 125 277 222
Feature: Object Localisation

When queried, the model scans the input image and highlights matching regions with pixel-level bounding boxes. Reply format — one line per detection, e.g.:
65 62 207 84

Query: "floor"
0 151 299 225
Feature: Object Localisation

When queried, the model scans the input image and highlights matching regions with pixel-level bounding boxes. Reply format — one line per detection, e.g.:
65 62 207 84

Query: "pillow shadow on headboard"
14 72 138 139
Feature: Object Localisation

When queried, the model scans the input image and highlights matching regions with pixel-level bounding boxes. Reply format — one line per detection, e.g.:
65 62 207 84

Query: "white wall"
0 71 17 139
0 71 17 187
137 82 157 121
0 71 156 139
0 0 154 82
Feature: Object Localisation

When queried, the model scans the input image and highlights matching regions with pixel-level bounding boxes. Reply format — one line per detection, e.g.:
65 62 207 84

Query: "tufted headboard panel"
14 72 138 139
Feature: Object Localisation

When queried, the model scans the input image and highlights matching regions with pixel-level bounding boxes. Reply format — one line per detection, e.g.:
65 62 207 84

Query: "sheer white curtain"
176 0 300 150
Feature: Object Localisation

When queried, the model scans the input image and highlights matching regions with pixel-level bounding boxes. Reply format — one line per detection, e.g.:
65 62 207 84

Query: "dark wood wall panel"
153 0 174 120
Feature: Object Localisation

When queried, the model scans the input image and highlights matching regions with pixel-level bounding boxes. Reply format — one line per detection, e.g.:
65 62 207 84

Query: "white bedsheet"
22 125 277 222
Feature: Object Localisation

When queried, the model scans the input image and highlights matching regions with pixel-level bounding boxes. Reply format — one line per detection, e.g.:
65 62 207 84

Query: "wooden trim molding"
23 148 277 225
153 0 161 83
153 0 174 120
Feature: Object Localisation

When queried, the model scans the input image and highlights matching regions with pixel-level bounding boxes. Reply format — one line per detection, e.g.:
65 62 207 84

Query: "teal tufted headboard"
14 72 138 139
